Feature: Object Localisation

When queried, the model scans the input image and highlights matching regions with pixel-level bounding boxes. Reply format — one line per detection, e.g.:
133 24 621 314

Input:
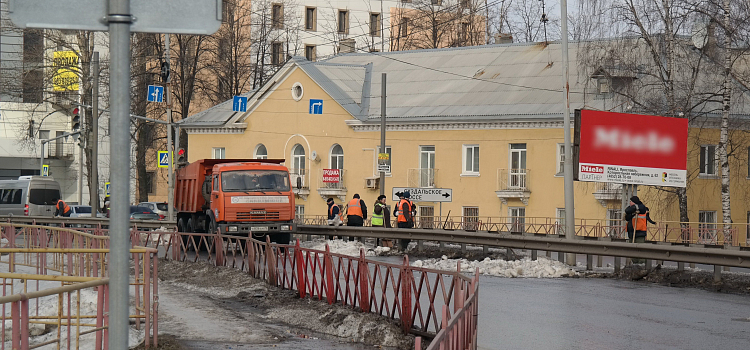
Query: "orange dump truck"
175 159 296 244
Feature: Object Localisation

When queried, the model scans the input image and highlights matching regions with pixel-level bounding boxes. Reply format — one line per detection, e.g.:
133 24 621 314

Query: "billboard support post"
560 0 576 265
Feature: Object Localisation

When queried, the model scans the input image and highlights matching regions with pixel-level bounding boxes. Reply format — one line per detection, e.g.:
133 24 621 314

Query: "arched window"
254 144 268 159
330 144 344 169
292 144 305 174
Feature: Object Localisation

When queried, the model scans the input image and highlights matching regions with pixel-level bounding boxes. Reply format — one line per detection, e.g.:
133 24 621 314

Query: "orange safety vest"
633 212 648 231
397 199 411 223
57 200 70 214
347 198 363 217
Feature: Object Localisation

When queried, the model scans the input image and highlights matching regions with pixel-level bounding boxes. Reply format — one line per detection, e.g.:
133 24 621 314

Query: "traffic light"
71 107 80 132
177 148 186 165
160 61 170 83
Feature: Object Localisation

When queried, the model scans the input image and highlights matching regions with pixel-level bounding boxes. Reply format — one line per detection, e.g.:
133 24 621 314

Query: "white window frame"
292 144 305 171
330 144 344 170
374 146 392 176
295 204 305 221
698 210 717 230
555 143 565 176
461 144 480 176
254 144 268 159
508 207 526 233
462 206 479 230
212 147 225 159
699 145 717 177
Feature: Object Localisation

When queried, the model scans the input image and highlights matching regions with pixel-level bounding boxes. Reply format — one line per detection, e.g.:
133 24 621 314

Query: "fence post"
248 239 256 278
215 234 225 267
20 299 29 349
454 263 462 313
295 239 306 298
401 255 412 334
266 236 277 287
359 249 370 312
324 244 335 305
414 336 421 350
96 285 104 350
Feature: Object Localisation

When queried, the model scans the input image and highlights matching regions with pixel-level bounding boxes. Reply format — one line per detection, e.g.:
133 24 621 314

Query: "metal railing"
289 168 308 189
408 168 438 188
497 168 529 191
318 169 346 190
0 222 160 349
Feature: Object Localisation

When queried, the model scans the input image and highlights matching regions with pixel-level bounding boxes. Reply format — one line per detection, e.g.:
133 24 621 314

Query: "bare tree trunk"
719 0 732 231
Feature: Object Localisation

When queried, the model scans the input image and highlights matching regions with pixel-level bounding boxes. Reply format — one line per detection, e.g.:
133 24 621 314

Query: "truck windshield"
221 170 290 192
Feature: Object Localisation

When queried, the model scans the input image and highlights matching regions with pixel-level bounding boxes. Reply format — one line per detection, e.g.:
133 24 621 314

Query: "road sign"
8 0 223 34
391 187 452 202
42 165 49 177
377 164 391 173
105 182 110 197
233 96 248 112
378 153 390 161
147 85 164 103
158 151 171 168
309 99 323 114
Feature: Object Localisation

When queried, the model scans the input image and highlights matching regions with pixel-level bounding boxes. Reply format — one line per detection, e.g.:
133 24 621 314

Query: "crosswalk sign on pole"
105 182 110 196
42 164 49 176
158 151 171 168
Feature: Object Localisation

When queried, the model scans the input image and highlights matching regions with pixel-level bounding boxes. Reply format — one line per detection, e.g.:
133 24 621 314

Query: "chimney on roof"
494 33 513 44
338 38 356 54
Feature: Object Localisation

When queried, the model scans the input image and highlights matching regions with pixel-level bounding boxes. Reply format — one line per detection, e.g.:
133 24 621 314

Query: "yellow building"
179 42 750 245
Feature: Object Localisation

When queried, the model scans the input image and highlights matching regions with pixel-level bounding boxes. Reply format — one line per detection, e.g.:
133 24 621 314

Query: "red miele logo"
581 165 604 173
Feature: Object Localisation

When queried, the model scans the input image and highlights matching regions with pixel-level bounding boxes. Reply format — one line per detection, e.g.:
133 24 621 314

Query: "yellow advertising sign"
52 51 80 92
378 153 390 161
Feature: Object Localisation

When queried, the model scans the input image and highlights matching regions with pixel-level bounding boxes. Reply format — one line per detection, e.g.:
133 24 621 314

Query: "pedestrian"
372 195 392 247
103 196 111 218
624 196 656 263
54 198 71 217
396 191 414 250
345 194 367 241
326 197 341 240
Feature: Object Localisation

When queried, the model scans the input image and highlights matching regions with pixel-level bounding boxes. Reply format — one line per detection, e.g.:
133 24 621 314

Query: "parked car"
69 205 106 218
137 202 173 220
129 206 161 221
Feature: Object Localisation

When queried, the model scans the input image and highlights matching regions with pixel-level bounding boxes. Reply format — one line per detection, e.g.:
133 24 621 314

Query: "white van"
0 176 62 217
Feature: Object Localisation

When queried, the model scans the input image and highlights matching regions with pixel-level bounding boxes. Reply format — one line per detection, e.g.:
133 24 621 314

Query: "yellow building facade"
180 43 750 244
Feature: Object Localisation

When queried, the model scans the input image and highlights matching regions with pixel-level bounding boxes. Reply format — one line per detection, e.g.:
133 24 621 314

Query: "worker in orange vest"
396 191 415 249
344 194 367 241
54 199 71 217
624 196 656 264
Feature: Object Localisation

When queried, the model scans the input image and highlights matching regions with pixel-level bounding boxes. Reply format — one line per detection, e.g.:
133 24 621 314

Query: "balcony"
289 168 310 200
593 182 622 207
408 168 438 188
48 142 75 159
495 168 530 205
317 169 347 201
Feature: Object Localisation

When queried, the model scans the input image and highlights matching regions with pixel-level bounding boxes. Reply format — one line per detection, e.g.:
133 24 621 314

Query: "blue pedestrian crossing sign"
105 182 110 196
42 165 49 176
158 151 171 168
309 99 323 114
147 85 164 103
233 96 248 112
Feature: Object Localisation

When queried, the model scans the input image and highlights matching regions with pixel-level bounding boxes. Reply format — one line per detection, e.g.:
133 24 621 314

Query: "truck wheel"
186 218 196 251
209 218 217 235
178 218 189 250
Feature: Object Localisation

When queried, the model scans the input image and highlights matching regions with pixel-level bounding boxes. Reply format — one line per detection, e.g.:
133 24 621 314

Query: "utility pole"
107 0 133 347
560 0 576 265
379 73 386 197
165 34 174 221
78 108 84 204
90 52 100 217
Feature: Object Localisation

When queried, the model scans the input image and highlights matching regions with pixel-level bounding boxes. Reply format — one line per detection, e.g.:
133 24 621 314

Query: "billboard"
576 110 688 187
52 51 79 92
322 169 340 183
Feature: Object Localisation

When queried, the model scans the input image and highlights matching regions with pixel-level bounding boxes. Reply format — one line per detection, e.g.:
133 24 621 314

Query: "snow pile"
413 256 578 278
300 240 391 257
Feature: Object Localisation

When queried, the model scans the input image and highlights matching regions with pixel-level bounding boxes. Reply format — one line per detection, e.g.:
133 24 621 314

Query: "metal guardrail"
0 215 175 229
297 225 750 269
0 222 160 349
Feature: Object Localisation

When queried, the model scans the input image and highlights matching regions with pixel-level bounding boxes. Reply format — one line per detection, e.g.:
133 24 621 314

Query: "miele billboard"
576 110 688 188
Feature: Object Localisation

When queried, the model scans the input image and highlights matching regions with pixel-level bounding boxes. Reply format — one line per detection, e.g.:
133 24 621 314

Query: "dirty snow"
301 239 391 257
413 256 578 278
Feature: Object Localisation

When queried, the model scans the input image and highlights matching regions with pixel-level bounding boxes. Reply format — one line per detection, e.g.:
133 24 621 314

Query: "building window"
699 145 717 176
291 144 306 187
420 206 435 228
419 145 435 187
460 0 471 7
295 205 305 221
597 78 611 94
271 42 283 66
509 207 525 233
338 10 349 34
145 171 156 195
699 210 717 232
400 17 409 38
305 45 316 61
222 0 232 22
22 29 44 104
330 144 344 169
212 147 225 159
607 209 621 237
376 146 391 175
463 207 479 230
556 208 566 235
254 144 268 159
509 143 527 188
272 4 283 29
305 7 316 31
556 143 565 175
431 0 442 5
38 130 50 140
370 13 381 37
462 145 479 175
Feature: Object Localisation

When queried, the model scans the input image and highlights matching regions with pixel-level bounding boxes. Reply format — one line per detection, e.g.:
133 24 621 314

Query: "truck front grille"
236 211 281 220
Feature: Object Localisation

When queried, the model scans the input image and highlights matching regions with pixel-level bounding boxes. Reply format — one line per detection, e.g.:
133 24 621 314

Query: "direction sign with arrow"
391 187 452 202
